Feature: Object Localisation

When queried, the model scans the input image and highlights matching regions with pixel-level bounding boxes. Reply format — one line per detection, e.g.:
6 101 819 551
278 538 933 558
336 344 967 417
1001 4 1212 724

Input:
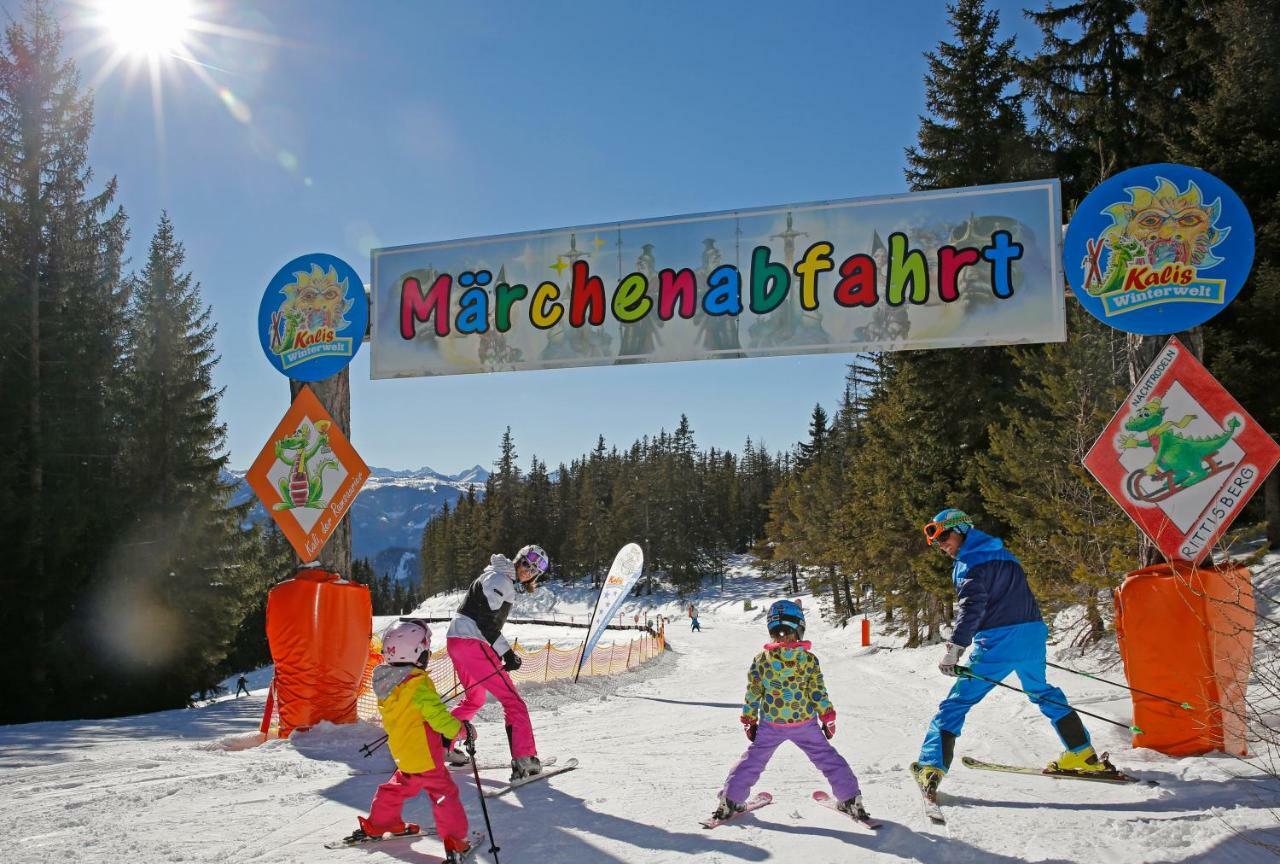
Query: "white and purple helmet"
382 619 432 666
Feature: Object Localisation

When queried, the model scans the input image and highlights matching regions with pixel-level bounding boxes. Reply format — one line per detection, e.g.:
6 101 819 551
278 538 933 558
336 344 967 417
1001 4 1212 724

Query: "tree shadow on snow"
313 768 768 863
619 694 742 711
748 816 1075 864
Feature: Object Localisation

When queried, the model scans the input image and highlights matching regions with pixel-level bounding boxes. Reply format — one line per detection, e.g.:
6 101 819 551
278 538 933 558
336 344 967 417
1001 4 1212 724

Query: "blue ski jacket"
949 528 1042 647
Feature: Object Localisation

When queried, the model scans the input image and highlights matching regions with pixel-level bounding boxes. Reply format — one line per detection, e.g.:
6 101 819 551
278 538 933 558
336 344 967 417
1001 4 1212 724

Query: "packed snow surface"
3 556 1279 863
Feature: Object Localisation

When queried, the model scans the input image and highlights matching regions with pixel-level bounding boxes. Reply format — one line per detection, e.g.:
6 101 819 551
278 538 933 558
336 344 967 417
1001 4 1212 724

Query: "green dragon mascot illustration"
272 420 339 510
1118 397 1241 493
1088 235 1145 297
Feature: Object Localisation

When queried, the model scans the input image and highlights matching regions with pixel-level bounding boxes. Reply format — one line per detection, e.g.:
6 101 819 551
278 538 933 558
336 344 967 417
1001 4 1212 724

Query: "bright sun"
95 0 195 57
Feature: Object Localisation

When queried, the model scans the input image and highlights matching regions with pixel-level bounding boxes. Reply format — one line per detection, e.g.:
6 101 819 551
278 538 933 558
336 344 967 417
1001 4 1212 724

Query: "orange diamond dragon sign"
1084 337 1279 564
246 386 369 562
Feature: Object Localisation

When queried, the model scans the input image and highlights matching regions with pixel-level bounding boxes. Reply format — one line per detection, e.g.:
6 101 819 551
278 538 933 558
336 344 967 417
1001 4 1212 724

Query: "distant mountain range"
222 464 489 581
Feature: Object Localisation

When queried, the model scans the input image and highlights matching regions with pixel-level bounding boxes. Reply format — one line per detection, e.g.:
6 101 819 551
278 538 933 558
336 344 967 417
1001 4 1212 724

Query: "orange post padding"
264 567 372 736
1115 561 1253 756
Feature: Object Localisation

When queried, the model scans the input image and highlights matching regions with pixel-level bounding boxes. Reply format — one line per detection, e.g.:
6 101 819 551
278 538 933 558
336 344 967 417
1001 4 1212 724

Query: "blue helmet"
924 508 973 545
767 599 806 640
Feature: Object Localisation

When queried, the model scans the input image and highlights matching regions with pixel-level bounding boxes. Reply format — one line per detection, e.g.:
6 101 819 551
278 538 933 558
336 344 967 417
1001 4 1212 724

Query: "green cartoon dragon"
272 420 339 510
1089 235 1145 296
1118 398 1241 491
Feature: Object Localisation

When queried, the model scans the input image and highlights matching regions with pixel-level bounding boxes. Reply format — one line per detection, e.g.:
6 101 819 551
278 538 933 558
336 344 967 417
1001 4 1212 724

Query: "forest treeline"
1 0 1276 723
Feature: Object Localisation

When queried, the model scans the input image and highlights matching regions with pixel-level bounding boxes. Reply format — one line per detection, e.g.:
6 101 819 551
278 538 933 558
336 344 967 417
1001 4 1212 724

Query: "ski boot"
510 755 542 780
356 815 420 840
1047 746 1118 776
444 743 471 767
710 794 746 822
910 762 944 796
837 793 872 820
443 838 477 863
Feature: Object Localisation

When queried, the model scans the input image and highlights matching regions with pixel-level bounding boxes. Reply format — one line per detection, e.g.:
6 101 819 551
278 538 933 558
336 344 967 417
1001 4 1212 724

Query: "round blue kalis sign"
1064 163 1254 335
258 253 369 382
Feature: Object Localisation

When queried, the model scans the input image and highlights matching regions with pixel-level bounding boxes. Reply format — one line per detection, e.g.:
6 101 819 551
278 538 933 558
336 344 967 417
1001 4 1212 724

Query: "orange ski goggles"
922 520 953 546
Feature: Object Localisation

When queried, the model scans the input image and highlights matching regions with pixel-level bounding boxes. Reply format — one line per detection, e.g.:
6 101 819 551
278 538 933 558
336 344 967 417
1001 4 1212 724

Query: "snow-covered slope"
3 558 1279 863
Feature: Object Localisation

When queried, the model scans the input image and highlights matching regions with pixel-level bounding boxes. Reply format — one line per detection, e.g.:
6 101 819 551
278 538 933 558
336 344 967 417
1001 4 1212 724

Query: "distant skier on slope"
235 675 250 698
445 544 550 780
689 603 701 632
710 600 871 823
911 509 1117 798
349 619 476 861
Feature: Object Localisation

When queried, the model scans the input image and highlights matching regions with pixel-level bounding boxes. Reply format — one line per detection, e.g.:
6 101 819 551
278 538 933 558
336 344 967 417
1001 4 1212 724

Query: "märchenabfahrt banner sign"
370 180 1064 379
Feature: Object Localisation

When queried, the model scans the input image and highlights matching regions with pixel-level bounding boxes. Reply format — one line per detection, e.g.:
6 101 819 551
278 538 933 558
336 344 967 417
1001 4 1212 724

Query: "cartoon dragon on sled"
1119 397 1242 504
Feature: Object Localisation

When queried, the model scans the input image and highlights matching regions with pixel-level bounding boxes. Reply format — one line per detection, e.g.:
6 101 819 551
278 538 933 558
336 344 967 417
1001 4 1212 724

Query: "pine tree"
1021 0 1146 202
101 214 258 713
905 0 1041 189
976 307 1138 640
794 404 829 471
0 2 128 721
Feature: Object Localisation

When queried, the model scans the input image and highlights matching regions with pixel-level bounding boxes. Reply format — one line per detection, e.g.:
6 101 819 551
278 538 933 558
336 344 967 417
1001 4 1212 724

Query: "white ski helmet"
382 619 432 665
514 544 550 585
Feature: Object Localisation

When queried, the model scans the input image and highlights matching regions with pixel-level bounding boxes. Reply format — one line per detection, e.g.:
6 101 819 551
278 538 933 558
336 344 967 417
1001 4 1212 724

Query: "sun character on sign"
269 264 354 354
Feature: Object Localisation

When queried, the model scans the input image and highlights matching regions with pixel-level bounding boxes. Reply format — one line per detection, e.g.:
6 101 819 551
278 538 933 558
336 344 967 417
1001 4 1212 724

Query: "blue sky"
36 0 1043 473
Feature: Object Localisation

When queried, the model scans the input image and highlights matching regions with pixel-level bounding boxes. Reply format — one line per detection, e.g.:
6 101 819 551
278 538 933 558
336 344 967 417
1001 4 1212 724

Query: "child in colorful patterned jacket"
711 599 870 822
351 619 475 861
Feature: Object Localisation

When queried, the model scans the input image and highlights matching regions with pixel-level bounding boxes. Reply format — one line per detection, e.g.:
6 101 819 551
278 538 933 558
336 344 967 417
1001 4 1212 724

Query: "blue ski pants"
918 621 1088 770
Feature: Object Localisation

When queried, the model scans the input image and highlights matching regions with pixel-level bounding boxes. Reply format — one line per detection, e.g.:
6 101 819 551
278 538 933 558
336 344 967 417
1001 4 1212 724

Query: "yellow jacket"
373 664 462 774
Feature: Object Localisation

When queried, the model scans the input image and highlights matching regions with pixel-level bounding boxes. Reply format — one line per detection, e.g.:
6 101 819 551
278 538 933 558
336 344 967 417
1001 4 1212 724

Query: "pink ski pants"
447 636 537 760
367 732 468 851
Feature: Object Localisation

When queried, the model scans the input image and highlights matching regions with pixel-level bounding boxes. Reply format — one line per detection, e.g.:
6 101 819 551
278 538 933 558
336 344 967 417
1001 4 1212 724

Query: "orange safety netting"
1115 561 1254 756
357 630 667 723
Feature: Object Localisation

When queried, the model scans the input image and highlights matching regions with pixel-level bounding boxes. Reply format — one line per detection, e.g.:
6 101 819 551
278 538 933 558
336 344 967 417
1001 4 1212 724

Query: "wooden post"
289 370 351 576
544 641 552 682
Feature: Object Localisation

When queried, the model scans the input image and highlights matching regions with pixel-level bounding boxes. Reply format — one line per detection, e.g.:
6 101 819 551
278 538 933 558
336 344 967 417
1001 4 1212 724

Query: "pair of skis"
329 756 578 851
325 828 485 861
914 755 1151 825
699 791 882 831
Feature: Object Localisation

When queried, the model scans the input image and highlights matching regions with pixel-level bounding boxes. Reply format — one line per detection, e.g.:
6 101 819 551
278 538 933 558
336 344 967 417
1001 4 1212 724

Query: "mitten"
819 710 837 739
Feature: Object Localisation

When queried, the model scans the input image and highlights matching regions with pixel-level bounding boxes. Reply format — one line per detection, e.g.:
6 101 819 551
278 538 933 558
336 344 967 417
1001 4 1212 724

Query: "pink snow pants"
447 636 537 760
367 733 468 851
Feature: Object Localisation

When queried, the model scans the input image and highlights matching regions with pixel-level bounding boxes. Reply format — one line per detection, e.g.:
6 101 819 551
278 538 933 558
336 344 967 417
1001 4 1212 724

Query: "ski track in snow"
3 557 1280 863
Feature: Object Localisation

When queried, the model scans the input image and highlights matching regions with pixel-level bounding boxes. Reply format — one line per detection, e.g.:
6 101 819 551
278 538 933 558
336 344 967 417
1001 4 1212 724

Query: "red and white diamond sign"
1084 337 1279 564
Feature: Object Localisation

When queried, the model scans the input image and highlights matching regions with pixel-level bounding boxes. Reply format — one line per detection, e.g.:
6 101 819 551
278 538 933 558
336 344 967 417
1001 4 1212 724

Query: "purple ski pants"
721 719 860 803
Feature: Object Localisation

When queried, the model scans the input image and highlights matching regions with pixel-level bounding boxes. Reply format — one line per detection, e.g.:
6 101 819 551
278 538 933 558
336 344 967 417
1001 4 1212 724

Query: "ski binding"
700 791 773 828
812 790 881 828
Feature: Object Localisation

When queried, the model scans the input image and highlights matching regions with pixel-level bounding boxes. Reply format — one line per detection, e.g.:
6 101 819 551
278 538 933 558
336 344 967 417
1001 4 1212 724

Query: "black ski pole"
956 665 1143 734
359 734 389 757
1045 661 1194 710
465 728 501 863
360 666 511 758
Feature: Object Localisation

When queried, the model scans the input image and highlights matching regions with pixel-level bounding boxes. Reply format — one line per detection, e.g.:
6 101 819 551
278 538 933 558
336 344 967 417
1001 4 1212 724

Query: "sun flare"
95 0 195 57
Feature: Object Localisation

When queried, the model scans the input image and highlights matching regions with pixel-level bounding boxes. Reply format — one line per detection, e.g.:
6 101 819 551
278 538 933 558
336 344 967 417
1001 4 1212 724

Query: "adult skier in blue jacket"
910 509 1114 796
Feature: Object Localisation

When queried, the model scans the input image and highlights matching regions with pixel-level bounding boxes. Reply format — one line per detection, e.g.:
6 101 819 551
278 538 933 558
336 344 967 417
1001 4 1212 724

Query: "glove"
939 642 966 677
502 649 522 672
740 715 758 742
460 719 476 747
819 710 837 740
